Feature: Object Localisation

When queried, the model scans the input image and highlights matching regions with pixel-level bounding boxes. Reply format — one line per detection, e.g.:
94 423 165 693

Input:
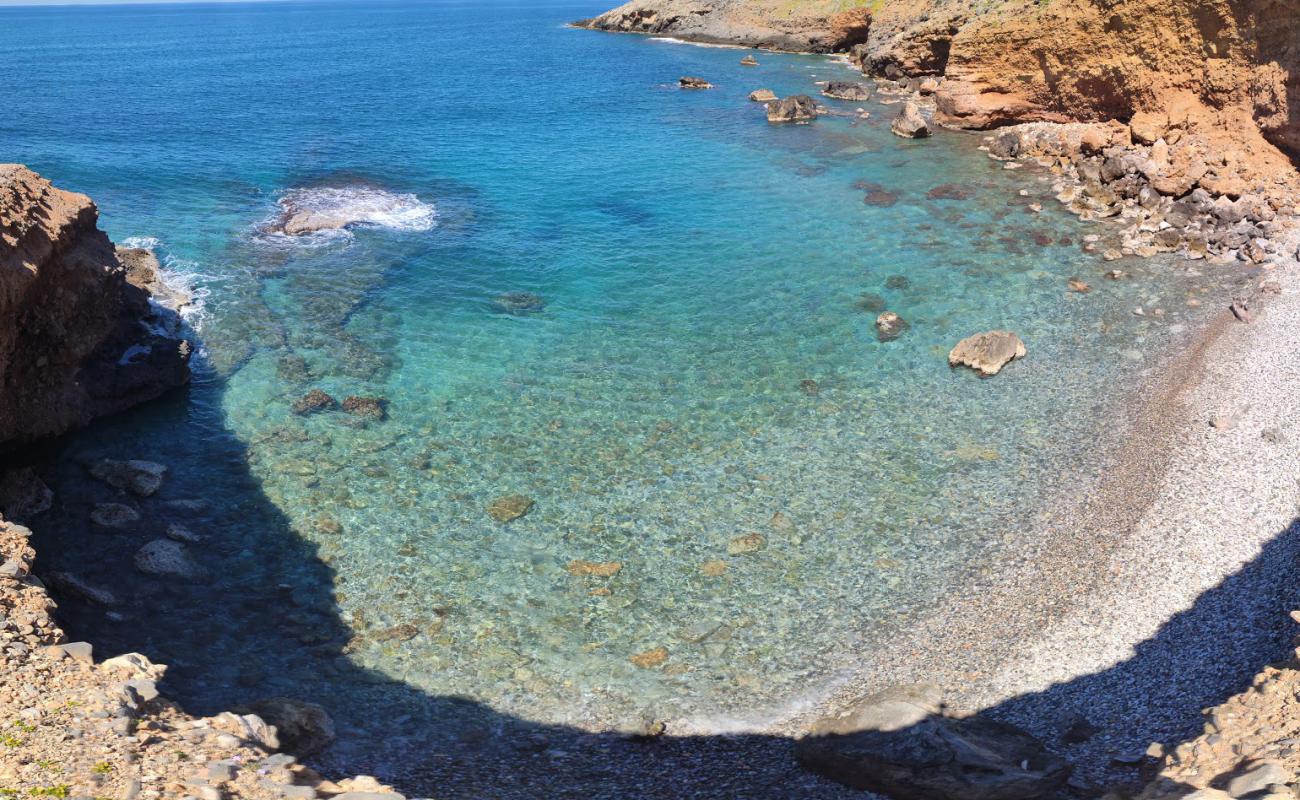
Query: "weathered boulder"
0 165 191 442
240 697 336 758
748 89 778 103
796 685 1071 800
822 81 871 101
891 101 931 139
766 95 818 123
948 331 1026 377
679 76 713 89
88 459 167 497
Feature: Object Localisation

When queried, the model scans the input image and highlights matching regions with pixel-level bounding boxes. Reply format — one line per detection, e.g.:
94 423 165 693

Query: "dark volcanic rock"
796 685 1071 800
822 81 871 101
679 76 713 89
767 95 819 123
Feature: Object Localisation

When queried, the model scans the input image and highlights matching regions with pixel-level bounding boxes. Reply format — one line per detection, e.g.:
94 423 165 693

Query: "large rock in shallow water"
88 459 167 497
796 685 1071 800
0 165 191 442
822 81 871 101
891 101 931 139
948 331 1026 377
767 95 818 123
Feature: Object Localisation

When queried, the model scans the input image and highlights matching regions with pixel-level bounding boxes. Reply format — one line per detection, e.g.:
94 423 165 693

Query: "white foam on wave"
647 35 751 50
122 235 214 333
261 185 437 246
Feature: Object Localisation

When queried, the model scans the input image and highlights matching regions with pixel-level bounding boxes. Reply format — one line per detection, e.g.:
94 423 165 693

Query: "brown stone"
700 560 729 577
567 560 622 577
487 494 535 523
629 647 669 669
728 533 766 555
948 331 1026 377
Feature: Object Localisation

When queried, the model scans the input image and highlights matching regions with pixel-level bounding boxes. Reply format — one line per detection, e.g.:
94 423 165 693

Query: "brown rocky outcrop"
0 165 190 443
575 0 871 53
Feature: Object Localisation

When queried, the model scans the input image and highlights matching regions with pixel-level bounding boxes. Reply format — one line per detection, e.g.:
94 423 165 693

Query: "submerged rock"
487 494 534 523
766 95 818 123
88 459 167 497
679 76 713 89
727 532 766 555
875 312 909 342
822 81 871 101
134 538 203 579
926 184 973 201
796 684 1071 800
891 101 931 139
948 331 1026 377
491 291 546 316
91 502 140 529
46 571 119 606
749 89 778 103
566 560 622 577
1067 277 1091 293
292 388 337 415
341 395 387 420
629 646 669 669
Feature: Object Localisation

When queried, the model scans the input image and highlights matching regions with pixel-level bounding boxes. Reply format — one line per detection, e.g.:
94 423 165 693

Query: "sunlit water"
3 0 1248 766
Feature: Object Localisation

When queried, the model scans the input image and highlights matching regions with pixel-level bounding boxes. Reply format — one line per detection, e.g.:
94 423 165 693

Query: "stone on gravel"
487 494 534 523
796 684 1071 800
242 697 336 757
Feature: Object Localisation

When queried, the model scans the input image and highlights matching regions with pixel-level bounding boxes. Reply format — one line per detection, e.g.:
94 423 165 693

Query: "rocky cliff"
0 165 190 443
575 0 873 52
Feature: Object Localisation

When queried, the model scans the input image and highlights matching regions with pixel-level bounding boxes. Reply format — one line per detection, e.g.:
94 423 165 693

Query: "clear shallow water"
3 0 1247 769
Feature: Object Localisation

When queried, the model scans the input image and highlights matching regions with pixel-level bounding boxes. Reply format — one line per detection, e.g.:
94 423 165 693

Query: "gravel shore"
780 226 1300 794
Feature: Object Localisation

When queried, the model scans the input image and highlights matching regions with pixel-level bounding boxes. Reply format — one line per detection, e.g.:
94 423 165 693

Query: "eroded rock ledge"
0 165 191 443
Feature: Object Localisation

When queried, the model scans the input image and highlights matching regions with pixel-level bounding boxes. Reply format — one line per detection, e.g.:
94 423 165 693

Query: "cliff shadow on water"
10 361 1300 799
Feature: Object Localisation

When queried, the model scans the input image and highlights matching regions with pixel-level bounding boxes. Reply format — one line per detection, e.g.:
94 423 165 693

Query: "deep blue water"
1 0 1241 786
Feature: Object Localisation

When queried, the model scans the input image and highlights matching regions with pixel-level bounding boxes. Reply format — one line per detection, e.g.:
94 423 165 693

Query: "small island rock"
822 81 871 101
767 95 818 123
875 312 909 342
891 101 931 139
679 76 713 89
748 88 778 103
948 331 1026 377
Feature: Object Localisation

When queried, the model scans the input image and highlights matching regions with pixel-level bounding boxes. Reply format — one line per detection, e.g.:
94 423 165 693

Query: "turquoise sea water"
2 0 1248 790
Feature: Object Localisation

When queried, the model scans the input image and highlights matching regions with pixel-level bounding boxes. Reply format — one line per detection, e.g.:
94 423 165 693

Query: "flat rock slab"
949 331 1027 376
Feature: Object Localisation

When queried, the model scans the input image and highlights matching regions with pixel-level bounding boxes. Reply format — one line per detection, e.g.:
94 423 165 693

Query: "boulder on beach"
679 76 713 89
796 684 1071 800
891 101 931 139
822 81 871 101
749 89 778 103
767 95 818 123
948 331 1026 377
88 459 167 497
240 697 335 758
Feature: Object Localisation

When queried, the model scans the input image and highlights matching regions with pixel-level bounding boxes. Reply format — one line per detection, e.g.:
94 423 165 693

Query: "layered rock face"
575 0 872 53
0 165 190 443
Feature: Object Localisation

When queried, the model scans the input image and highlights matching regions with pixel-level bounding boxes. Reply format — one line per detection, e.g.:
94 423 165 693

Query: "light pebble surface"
768 228 1300 792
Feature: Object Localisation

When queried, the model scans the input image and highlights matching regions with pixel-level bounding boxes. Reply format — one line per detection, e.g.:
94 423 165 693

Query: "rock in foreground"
767 95 818 123
0 165 191 442
796 684 1071 800
949 331 1026 377
890 101 931 139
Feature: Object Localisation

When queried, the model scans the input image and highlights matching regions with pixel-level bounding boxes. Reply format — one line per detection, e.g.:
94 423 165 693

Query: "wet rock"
88 459 167 497
133 539 203 579
1225 761 1289 797
46 571 119 606
740 55 758 66
679 76 713 89
0 468 53 522
822 81 871 101
91 502 140 529
566 560 622 577
948 331 1026 377
629 647 669 668
727 533 766 555
241 697 336 758
1067 277 1091 293
487 494 534 523
796 684 1071 800
491 291 546 316
875 312 909 342
748 89 777 103
766 95 818 123
891 101 930 139
341 396 387 420
292 389 337 415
